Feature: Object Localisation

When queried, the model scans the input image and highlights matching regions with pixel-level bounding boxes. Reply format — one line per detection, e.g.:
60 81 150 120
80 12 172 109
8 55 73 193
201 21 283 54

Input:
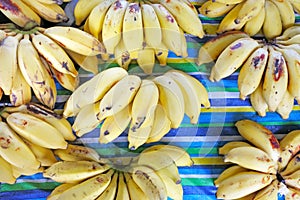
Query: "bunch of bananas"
215 119 300 199
0 24 102 108
0 102 76 184
63 67 210 150
199 0 300 38
0 0 72 29
45 144 193 200
197 26 300 119
74 0 204 74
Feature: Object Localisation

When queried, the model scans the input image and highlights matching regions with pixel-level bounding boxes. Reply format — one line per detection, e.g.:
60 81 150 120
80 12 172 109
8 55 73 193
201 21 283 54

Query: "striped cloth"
1 2 300 200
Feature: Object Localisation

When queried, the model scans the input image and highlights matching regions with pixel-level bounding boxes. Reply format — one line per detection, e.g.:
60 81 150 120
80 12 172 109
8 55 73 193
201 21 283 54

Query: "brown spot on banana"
273 57 285 81
0 0 20 14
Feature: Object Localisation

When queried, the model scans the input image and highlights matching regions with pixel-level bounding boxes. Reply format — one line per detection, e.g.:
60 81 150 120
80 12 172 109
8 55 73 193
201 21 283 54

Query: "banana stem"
106 168 115 177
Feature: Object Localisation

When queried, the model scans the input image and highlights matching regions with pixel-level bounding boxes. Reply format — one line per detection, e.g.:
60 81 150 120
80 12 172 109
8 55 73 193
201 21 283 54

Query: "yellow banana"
276 25 300 40
262 46 288 112
285 187 300 200
153 75 185 128
213 0 245 4
0 155 15 184
63 67 128 117
238 46 268 100
214 165 248 187
99 104 131 144
224 146 277 174
235 119 281 162
263 0 282 39
210 37 260 82
6 112 67 149
276 90 295 119
277 34 300 46
74 0 104 25
250 82 268 117
290 0 300 13
0 34 19 95
115 172 130 200
132 165 167 200
141 4 162 48
114 38 132 70
271 0 295 29
102 0 128 54
146 104 171 143
136 46 156 74
151 3 182 56
197 30 249 66
160 0 204 38
72 102 101 137
87 0 114 38
199 1 234 18
179 27 188 57
96 172 118 200
243 6 265 36
154 43 169 66
124 173 148 200
283 170 300 189
218 141 252 155
43 26 104 56
122 3 143 59
0 121 40 169
281 154 300 176
47 183 77 200
22 0 68 23
12 165 44 177
0 0 41 27
234 0 265 24
253 180 279 200
50 66 79 92
97 75 141 121
216 171 276 199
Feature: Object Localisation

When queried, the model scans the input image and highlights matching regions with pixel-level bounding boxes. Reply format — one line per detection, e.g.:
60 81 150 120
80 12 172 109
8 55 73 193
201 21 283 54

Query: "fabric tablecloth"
0 1 300 199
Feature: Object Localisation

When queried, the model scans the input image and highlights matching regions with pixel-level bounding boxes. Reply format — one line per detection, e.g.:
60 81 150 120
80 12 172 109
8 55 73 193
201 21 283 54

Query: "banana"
131 79 159 132
115 172 130 200
44 160 110 183
72 102 101 137
12 165 44 177
250 82 268 117
285 187 300 200
276 25 300 40
238 46 268 100
114 38 132 70
55 169 114 200
212 0 245 4
277 34 300 46
235 119 281 162
50 66 79 92
6 112 67 149
141 144 193 167
271 0 295 29
43 26 104 56
154 43 169 66
137 45 156 74
291 0 300 13
97 75 141 121
122 3 143 59
153 75 185 128
214 165 248 187
216 171 276 199
65 49 99 74
0 0 41 27
0 121 40 169
158 173 183 200
0 155 16 184
151 3 182 56
179 27 188 58
281 154 300 176
234 0 265 24
47 183 77 200
9 68 32 106
23 140 57 166
263 0 282 39
99 104 131 144
87 0 114 38
18 34 57 109
63 67 127 117
160 0 204 38
124 173 148 200
217 3 246 34
54 144 101 162
253 180 279 200
141 4 162 48
199 1 234 18
224 146 277 174
96 172 118 200
197 30 249 66
218 141 252 155
21 0 68 23
74 0 103 25
276 90 295 119
283 170 300 189
262 46 288 112
243 6 265 36
0 34 19 95
35 0 64 4
102 0 128 54
132 165 167 200
279 130 300 170
31 32 77 77
210 37 260 82
146 104 171 143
